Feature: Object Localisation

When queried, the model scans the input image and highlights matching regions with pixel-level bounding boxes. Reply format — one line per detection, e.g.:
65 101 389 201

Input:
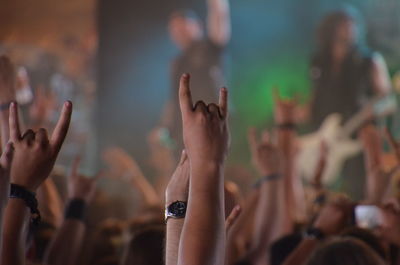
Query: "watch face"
168 201 187 217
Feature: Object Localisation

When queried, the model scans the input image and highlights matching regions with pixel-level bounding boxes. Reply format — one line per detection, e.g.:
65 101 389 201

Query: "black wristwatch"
303 227 325 240
165 201 187 223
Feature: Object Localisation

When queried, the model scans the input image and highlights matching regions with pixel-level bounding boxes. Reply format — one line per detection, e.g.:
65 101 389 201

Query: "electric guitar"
298 94 397 185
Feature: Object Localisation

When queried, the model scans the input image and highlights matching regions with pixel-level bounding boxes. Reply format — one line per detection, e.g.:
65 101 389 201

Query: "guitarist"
308 8 392 199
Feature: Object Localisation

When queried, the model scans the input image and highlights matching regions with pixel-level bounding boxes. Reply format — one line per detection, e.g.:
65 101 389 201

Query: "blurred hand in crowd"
0 56 16 104
248 128 280 176
177 73 229 265
313 201 351 236
68 156 98 203
165 150 190 206
274 95 297 125
9 101 72 192
379 202 400 246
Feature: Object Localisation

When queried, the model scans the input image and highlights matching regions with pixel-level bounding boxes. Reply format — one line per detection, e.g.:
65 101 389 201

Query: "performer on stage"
307 8 392 198
160 0 231 145
310 8 391 129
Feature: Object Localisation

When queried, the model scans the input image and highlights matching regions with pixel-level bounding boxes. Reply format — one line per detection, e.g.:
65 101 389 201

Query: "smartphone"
355 205 383 229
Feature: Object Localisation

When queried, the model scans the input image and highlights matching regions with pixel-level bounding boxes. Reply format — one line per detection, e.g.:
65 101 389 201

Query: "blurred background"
1 0 400 190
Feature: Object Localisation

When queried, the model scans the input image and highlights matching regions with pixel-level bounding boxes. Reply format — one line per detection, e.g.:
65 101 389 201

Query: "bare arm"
207 0 231 46
225 189 259 265
44 157 97 265
282 203 349 265
177 74 229 265
43 219 85 265
103 147 161 208
247 128 290 265
165 151 190 265
1 101 72 265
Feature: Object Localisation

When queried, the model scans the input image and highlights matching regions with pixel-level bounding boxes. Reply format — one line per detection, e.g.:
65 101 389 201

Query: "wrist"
165 191 188 206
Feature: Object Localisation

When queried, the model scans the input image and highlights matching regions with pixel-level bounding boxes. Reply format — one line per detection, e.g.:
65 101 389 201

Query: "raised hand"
248 128 280 176
274 91 297 125
68 157 98 203
313 202 351 236
9 101 72 192
379 202 400 246
179 73 229 167
177 73 229 265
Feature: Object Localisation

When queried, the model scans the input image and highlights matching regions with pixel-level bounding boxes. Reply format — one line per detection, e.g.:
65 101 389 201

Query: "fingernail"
65 101 72 108
182 73 189 79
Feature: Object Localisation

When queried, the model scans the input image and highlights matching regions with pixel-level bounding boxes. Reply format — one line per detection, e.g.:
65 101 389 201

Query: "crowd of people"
0 2 400 265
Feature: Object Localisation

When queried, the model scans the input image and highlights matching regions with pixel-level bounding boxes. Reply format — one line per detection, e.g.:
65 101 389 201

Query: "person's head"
341 227 387 261
316 8 362 61
307 237 386 265
270 233 303 265
168 9 203 50
121 225 165 265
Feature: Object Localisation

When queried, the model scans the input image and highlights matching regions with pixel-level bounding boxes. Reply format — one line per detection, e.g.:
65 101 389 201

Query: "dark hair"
270 233 303 265
306 237 386 265
341 227 387 260
316 7 364 54
121 225 165 265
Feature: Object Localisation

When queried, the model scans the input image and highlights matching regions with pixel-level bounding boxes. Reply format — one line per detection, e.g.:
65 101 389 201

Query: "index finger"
178 73 193 120
51 101 72 153
9 102 21 142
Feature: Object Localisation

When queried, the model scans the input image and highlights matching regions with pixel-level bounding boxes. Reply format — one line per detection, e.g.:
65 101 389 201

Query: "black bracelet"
252 174 281 189
276 123 297 130
0 102 11 111
9 184 41 226
65 199 87 221
303 227 325 240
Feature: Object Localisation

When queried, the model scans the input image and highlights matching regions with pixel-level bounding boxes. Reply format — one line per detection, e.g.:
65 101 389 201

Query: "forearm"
225 190 259 265
178 164 225 265
250 180 286 264
207 0 230 45
282 238 319 265
1 199 30 265
278 129 306 223
166 219 185 265
128 170 160 208
43 220 85 265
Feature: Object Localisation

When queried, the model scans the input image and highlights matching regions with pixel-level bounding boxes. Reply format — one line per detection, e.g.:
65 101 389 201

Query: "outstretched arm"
1 101 72 265
207 0 231 46
177 74 229 265
165 151 190 265
44 158 97 265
